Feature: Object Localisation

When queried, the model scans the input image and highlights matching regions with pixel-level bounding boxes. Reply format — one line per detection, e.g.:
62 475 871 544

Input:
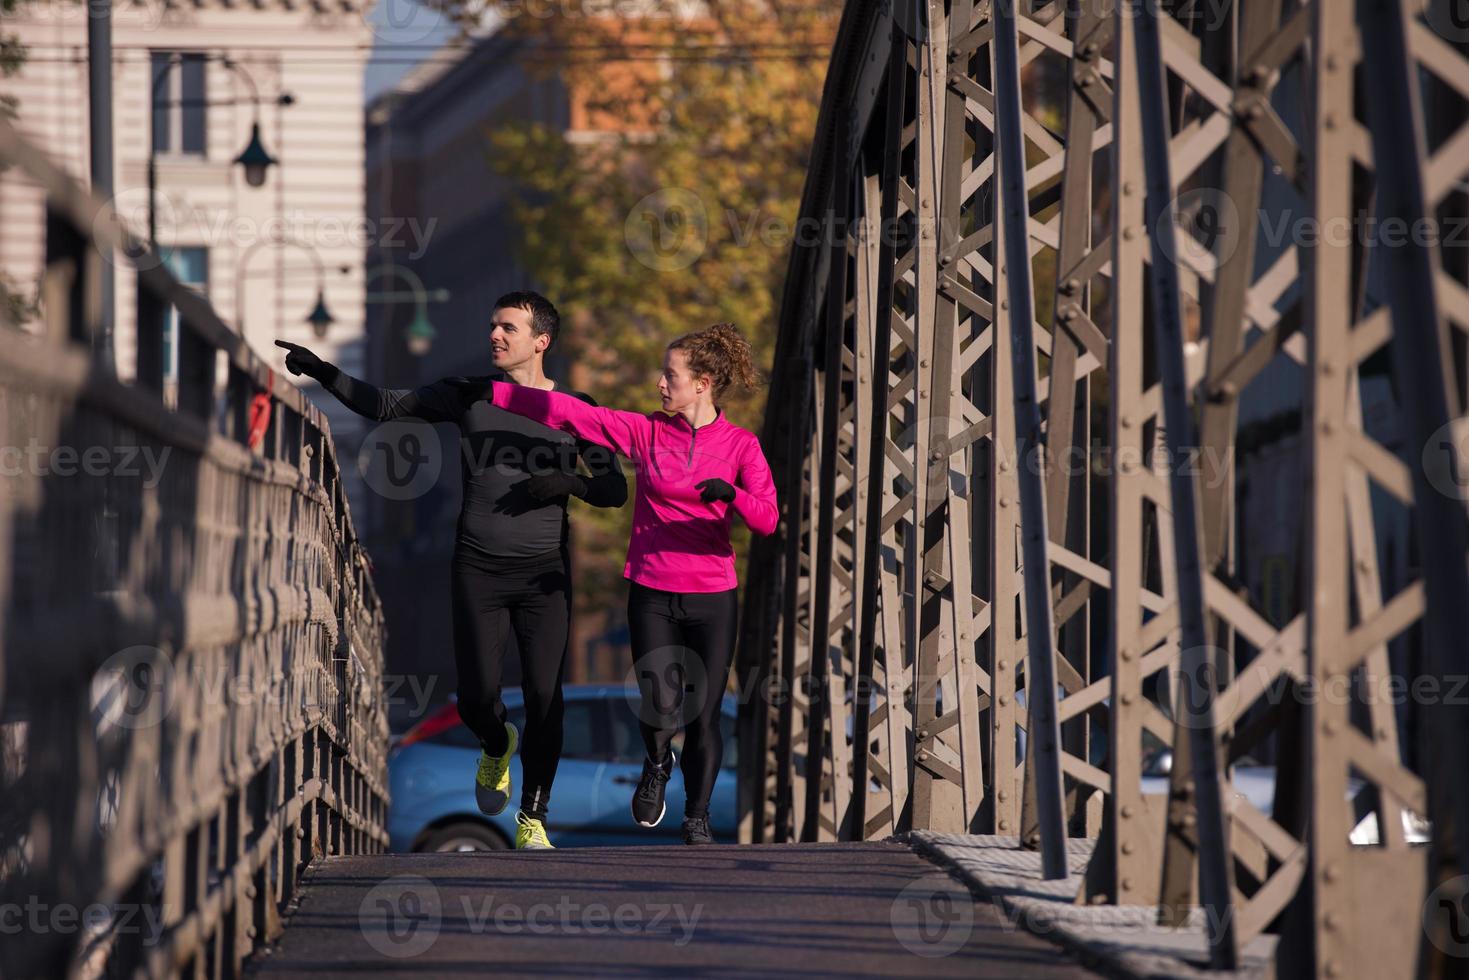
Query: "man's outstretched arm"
275 340 459 423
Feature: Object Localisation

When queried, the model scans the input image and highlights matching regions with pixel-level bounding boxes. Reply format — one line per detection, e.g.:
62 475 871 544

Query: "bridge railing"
738 1 1469 978
0 119 389 978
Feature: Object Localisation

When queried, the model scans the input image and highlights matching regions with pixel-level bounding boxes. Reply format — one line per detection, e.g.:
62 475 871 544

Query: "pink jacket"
490 384 779 593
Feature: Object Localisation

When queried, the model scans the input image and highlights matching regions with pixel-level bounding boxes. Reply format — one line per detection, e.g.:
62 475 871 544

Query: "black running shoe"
682 814 714 845
631 751 675 827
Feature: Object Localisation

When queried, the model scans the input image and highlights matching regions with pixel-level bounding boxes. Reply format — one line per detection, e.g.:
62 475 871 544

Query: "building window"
151 52 207 156
164 247 209 380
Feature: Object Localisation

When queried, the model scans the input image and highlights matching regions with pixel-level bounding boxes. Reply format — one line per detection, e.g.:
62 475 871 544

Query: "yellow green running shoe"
515 810 554 849
474 722 517 815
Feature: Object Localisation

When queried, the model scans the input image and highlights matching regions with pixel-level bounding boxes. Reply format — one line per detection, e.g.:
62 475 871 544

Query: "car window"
433 705 588 755
560 700 602 760
608 693 739 768
607 696 646 763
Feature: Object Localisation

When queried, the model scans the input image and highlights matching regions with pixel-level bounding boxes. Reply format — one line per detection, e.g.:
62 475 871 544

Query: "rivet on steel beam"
1064 278 1080 294
1122 182 1135 196
1324 912 1340 931
918 728 930 741
1121 842 1133 855
1120 648 1133 662
998 660 1009 670
1120 415 1132 428
915 749 929 762
1324 719 1339 735
1325 962 1341 979
1122 227 1135 241
999 790 1009 802
999 820 1009 830
1121 805 1134 818
1323 862 1340 882
998 695 1010 706
1324 114 1337 130
1121 877 1133 891
1120 694 1133 705
999 497 1010 508
1248 104 1264 120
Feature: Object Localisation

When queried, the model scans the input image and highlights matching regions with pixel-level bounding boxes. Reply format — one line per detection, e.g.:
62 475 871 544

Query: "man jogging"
275 291 626 850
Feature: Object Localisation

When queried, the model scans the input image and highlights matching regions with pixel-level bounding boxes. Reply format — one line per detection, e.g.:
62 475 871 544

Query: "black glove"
696 477 736 504
524 471 588 501
274 340 332 382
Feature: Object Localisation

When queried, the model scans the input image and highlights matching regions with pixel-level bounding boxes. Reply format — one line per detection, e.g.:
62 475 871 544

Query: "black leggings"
627 582 738 817
452 547 569 818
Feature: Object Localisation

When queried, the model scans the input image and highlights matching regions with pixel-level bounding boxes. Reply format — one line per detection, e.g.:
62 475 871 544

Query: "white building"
1 0 377 501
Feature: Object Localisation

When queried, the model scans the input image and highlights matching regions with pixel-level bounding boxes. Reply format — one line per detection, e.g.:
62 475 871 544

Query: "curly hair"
668 323 762 401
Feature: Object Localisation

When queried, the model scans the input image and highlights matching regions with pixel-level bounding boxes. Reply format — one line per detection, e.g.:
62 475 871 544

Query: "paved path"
248 842 1101 978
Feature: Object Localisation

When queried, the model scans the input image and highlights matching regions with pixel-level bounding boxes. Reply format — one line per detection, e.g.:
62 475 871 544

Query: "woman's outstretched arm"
489 382 652 459
732 434 779 535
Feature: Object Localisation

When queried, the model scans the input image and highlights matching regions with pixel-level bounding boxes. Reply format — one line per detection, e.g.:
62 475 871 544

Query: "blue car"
388 684 738 850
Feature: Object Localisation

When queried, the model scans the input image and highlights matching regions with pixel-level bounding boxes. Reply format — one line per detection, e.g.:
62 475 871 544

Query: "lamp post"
364 263 446 357
236 236 339 337
147 54 291 251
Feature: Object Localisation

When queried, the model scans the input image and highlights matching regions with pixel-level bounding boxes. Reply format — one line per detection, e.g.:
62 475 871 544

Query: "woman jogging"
484 323 777 845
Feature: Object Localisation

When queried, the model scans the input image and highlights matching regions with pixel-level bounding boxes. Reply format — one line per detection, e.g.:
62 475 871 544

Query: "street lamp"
233 122 277 188
306 289 336 338
364 263 446 358
236 236 337 337
148 54 291 250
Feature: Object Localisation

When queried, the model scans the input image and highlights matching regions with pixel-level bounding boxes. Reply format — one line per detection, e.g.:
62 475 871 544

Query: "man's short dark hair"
493 290 559 350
